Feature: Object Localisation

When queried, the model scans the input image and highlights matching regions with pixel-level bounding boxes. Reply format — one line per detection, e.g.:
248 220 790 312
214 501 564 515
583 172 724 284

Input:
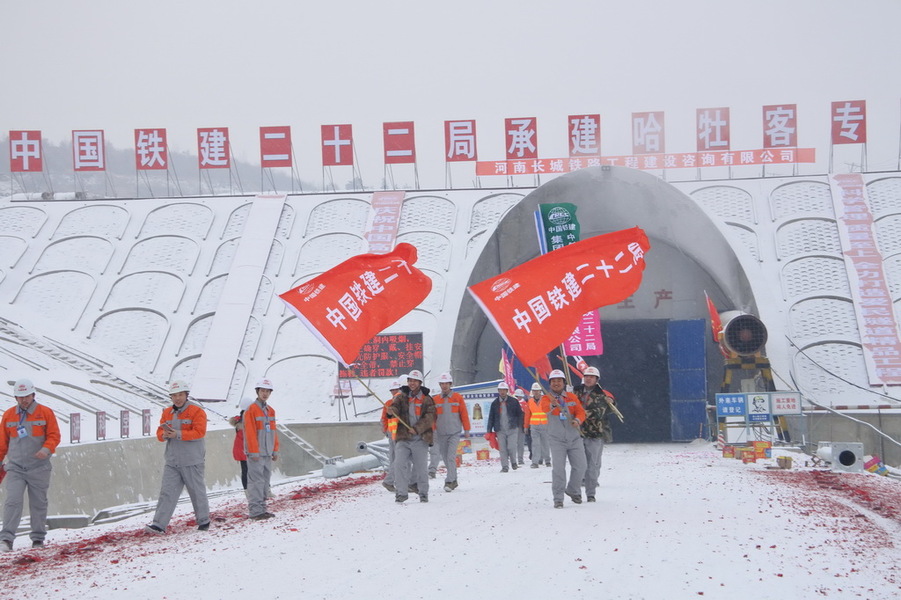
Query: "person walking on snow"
574 366 616 503
386 370 435 503
486 382 523 473
228 397 254 495
430 372 471 492
514 388 527 465
524 382 551 468
0 378 60 552
380 379 402 493
541 370 587 508
243 378 280 520
145 380 210 534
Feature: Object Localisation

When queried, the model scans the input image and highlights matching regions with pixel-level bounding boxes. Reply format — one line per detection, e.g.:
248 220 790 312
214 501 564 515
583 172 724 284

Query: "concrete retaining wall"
14 422 383 521
785 411 901 467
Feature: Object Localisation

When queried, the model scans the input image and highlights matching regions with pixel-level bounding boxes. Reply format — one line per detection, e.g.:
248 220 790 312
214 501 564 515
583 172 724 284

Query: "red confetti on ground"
0 473 383 581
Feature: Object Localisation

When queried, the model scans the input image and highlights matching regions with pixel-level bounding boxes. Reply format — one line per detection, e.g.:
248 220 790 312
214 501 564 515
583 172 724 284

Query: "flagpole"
557 345 573 389
349 370 415 432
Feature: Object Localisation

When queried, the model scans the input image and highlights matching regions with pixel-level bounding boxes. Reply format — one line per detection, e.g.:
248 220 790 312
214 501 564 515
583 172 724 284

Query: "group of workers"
380 367 617 509
0 365 616 551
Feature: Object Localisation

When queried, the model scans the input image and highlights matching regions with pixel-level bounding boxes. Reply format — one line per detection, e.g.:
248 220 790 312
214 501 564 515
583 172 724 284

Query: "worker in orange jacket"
524 382 550 468
540 369 587 508
1 378 60 552
145 379 210 534
243 378 279 520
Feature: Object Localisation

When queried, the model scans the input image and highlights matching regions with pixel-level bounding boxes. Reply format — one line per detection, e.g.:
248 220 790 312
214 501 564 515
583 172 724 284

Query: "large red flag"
469 227 650 367
279 243 431 366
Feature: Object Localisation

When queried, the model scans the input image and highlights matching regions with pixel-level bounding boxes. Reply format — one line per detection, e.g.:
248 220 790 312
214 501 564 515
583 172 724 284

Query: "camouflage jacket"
574 383 615 442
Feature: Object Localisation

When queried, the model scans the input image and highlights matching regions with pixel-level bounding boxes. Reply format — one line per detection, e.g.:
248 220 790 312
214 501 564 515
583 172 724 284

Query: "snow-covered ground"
2 441 899 599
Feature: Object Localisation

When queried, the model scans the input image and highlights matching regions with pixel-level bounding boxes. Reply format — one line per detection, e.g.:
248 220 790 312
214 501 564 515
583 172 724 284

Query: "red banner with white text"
468 228 650 367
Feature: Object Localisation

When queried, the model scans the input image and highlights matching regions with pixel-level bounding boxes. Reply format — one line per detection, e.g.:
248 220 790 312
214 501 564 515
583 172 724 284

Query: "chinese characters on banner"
120 410 130 438
633 112 665 154
476 148 816 176
364 191 405 253
337 333 424 379
72 130 106 171
829 174 901 385
260 126 292 168
762 105 797 148
505 117 538 159
568 114 600 156
383 121 416 164
697 107 730 151
9 130 43 172
322 124 353 166
142 409 152 436
279 243 432 366
197 128 230 169
468 227 650 367
134 129 168 170
96 411 107 441
534 203 602 356
70 413 81 444
831 100 867 144
445 120 477 161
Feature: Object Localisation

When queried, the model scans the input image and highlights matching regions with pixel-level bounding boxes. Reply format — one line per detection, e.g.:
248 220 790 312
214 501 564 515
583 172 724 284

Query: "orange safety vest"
525 398 548 426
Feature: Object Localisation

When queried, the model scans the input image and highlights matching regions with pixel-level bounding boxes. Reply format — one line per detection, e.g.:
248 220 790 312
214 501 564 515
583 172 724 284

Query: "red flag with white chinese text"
468 228 650 367
279 243 432 366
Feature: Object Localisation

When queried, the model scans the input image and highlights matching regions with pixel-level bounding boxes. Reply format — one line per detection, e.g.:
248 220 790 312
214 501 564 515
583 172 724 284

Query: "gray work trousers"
497 429 519 469
529 424 550 465
384 435 398 486
549 436 587 502
583 437 605 498
1 467 51 544
428 441 440 475
247 456 273 517
516 427 525 462
151 463 210 529
394 439 429 498
431 432 461 483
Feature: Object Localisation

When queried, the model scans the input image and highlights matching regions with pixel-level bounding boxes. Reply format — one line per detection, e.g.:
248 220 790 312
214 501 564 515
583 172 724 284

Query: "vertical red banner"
70 413 81 444
762 105 797 148
364 191 405 253
505 117 538 159
134 129 168 170
383 121 416 164
321 124 354 166
72 130 106 171
697 108 730 151
260 126 293 167
445 119 478 161
831 100 867 144
568 114 601 156
120 410 130 438
96 411 107 440
197 127 230 169
142 409 152 436
631 112 665 154
9 130 43 172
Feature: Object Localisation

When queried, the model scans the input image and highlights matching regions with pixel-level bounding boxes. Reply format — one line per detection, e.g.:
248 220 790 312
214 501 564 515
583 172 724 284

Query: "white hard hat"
514 389 525 397
497 381 509 390
13 378 35 397
255 378 274 390
168 380 190 394
406 370 424 382
389 379 403 390
548 369 566 380
531 382 542 391
239 397 254 411
583 366 600 378
437 372 453 384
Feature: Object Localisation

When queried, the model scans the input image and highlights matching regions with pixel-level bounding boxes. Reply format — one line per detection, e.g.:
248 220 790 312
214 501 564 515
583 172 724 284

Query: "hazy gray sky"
3 0 901 187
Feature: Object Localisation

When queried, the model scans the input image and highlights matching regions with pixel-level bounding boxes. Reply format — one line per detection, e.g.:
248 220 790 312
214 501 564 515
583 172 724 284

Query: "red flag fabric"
469 227 650 367
279 243 431 366
533 354 552 380
484 431 499 450
705 291 722 343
